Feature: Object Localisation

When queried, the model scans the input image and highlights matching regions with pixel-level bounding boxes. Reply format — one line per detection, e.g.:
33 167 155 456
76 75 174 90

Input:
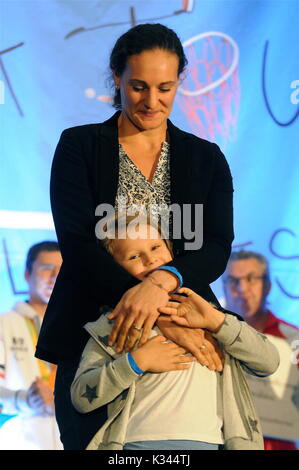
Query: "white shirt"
125 328 224 445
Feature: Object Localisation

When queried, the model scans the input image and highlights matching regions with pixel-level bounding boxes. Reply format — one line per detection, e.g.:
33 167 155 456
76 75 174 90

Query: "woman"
36 23 234 449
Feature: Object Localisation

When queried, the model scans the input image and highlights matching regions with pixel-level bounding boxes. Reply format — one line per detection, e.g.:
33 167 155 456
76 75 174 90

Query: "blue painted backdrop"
1 0 299 326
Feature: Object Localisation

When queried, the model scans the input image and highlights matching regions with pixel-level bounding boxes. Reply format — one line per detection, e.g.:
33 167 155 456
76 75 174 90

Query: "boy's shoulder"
84 308 114 337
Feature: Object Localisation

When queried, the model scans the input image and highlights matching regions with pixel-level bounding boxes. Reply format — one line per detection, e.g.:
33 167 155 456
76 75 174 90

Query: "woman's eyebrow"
128 79 176 86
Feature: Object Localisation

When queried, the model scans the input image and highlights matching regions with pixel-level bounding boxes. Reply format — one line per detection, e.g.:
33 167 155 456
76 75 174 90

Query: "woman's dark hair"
109 23 187 109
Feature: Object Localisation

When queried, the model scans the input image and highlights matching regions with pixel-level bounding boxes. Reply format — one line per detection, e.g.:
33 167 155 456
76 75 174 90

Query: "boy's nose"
144 254 157 266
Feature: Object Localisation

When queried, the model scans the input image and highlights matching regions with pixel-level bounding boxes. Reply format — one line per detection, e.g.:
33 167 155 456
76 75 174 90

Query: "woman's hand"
159 287 226 332
156 315 225 372
131 336 196 373
108 270 177 352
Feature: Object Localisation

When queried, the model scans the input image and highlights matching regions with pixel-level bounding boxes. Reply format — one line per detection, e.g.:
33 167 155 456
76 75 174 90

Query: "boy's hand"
156 316 224 372
158 287 225 333
131 335 196 373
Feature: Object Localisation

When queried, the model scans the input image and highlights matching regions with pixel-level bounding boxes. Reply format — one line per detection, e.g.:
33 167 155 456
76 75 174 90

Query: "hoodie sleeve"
70 336 140 414
212 314 280 377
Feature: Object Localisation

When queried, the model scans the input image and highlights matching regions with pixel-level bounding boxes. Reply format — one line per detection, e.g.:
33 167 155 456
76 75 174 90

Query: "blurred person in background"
0 241 63 449
223 250 299 451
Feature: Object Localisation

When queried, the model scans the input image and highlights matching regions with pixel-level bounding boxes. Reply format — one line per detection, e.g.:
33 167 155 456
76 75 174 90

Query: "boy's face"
112 225 173 280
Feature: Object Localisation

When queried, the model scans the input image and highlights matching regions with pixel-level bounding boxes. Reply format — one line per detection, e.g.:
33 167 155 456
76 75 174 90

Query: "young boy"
71 219 279 450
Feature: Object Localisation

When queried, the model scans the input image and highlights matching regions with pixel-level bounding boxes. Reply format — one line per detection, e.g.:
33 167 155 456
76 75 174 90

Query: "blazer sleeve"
168 143 234 289
50 127 139 301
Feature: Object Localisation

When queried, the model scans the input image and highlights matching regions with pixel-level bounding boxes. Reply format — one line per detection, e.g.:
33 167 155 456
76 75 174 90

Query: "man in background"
0 241 63 449
223 250 299 450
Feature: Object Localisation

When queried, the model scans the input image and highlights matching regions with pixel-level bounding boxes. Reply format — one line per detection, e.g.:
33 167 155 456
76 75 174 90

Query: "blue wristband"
127 352 144 375
155 266 183 289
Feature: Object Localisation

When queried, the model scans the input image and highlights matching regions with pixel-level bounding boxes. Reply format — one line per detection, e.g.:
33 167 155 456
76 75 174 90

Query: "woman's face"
115 48 180 132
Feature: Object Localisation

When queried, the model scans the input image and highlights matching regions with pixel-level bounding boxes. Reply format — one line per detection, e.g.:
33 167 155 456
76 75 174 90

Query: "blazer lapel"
167 119 194 205
97 112 120 206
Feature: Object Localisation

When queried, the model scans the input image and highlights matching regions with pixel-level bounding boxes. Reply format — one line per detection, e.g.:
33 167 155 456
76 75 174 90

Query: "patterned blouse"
115 142 171 223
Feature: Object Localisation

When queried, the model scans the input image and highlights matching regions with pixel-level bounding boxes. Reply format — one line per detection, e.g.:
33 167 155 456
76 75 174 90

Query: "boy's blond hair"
101 214 173 257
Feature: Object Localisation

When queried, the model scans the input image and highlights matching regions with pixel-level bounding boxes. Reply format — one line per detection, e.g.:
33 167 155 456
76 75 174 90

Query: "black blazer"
36 111 234 363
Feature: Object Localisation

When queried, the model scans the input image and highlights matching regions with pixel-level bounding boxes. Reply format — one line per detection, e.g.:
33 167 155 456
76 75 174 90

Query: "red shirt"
262 311 299 450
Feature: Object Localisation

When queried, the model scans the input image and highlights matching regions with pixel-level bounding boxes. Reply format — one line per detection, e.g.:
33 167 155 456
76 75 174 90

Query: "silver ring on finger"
199 344 207 350
132 325 142 332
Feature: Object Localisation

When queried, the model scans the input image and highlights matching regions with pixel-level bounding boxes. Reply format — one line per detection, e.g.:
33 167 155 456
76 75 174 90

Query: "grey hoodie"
71 313 280 450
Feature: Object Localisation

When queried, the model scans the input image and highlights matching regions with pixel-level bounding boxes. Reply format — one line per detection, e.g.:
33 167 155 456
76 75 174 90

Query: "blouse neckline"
118 141 170 186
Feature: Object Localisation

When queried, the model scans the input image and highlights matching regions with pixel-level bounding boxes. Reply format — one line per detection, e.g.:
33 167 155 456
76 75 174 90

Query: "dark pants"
54 357 107 450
